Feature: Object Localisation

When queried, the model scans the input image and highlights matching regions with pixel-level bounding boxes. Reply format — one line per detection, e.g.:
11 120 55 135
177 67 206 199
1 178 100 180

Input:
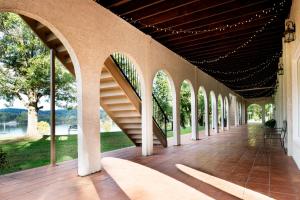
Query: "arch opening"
218 95 223 131
180 80 193 136
264 103 275 122
224 97 229 129
247 104 263 123
198 87 207 136
152 70 174 138
0 12 82 174
209 91 217 132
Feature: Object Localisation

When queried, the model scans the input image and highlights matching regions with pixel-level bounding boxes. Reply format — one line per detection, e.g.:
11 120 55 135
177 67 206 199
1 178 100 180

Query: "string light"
227 71 277 89
242 86 275 98
188 14 281 64
119 0 287 36
217 58 278 83
198 52 281 75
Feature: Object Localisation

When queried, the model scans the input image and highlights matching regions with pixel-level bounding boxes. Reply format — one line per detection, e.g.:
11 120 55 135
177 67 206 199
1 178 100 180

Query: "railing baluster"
111 53 171 140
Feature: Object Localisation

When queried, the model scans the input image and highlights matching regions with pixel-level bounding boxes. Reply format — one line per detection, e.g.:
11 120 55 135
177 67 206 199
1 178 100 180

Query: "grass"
0 131 134 175
0 127 206 175
167 126 205 137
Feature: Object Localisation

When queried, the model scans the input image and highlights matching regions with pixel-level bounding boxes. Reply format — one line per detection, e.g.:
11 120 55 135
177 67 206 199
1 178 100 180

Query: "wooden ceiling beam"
164 26 283 50
162 20 283 46
124 0 201 20
170 29 283 51
175 35 282 55
108 0 165 15
139 0 271 26
182 41 281 58
190 48 280 61
149 10 275 37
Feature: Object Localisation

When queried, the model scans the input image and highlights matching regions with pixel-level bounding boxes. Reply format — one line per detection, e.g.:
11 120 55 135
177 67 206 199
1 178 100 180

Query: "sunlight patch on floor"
176 164 274 200
102 157 214 200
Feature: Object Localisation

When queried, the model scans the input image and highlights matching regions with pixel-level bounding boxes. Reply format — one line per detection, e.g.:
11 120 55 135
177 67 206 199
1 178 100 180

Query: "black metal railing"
111 53 172 139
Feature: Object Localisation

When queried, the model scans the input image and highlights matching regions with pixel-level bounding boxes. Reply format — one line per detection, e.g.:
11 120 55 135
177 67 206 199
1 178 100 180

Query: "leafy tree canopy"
0 12 75 111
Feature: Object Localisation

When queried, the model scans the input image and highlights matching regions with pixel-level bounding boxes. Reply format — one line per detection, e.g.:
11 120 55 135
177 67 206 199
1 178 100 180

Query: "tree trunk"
26 106 38 136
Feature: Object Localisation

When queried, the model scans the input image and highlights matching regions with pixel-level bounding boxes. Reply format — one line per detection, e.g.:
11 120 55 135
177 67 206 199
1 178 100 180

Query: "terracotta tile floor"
0 125 300 200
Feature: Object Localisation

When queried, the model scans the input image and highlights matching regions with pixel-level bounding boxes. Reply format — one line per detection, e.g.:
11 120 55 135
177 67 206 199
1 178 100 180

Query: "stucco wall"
283 0 300 168
0 0 246 174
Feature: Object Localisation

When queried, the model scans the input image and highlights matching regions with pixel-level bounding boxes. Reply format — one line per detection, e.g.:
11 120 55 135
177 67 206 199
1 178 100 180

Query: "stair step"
107 103 136 111
56 45 67 53
122 124 141 129
128 134 142 140
100 89 124 98
112 110 140 117
134 139 161 145
65 57 72 64
36 22 46 30
118 117 141 124
46 33 57 42
100 76 114 82
100 71 112 79
101 97 130 105
100 81 119 89
126 129 141 135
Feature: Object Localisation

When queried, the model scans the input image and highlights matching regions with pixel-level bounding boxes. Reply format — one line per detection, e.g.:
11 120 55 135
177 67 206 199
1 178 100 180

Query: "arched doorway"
247 104 263 123
0 12 82 173
209 91 217 133
264 103 275 122
179 80 193 137
224 97 229 130
218 95 224 131
198 87 208 136
152 70 174 139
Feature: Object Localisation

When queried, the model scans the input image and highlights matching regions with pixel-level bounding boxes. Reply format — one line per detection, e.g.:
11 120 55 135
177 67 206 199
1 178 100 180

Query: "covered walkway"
1 125 299 200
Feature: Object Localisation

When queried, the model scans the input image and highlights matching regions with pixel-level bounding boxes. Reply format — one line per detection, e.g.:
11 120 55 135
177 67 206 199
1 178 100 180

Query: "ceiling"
96 0 291 98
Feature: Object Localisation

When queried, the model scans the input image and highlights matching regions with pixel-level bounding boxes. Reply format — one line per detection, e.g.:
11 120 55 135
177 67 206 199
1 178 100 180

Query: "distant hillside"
0 108 77 124
0 108 108 124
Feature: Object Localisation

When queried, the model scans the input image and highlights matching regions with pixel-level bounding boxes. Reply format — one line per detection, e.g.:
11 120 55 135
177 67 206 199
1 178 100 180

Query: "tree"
180 81 191 128
198 91 205 126
153 71 172 121
0 13 76 136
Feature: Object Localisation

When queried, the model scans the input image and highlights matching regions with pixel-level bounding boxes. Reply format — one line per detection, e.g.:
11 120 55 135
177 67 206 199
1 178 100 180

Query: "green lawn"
0 131 134 175
167 126 205 137
0 127 206 175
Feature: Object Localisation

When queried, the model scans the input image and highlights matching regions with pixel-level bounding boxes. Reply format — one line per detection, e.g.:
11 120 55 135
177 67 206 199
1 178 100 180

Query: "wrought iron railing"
111 53 172 139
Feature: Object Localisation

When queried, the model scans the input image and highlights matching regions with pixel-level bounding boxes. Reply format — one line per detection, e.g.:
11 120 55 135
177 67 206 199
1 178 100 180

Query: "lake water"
0 123 121 138
0 124 77 138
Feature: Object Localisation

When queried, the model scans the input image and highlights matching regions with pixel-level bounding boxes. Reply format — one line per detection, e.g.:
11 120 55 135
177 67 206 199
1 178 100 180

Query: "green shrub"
265 119 276 128
0 147 8 170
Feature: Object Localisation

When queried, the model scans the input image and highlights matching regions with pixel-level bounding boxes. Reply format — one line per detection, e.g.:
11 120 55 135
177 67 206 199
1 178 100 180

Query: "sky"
0 98 55 110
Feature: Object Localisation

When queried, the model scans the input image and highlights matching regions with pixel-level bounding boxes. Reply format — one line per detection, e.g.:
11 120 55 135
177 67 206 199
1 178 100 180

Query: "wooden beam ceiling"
96 0 291 98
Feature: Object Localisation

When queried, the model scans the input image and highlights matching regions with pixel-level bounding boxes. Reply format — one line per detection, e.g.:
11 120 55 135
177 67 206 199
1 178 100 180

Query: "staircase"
20 15 170 147
100 57 167 147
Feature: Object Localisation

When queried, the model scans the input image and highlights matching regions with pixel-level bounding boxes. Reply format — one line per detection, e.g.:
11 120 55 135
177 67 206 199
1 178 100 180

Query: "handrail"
111 53 172 139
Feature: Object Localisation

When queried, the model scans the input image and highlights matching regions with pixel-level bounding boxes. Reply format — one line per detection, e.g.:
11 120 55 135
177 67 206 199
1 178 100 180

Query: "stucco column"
191 90 199 140
77 69 101 176
220 103 224 131
215 99 219 133
173 87 181 145
205 96 210 136
284 40 294 156
141 76 153 156
235 102 239 127
226 103 230 131
261 104 266 125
